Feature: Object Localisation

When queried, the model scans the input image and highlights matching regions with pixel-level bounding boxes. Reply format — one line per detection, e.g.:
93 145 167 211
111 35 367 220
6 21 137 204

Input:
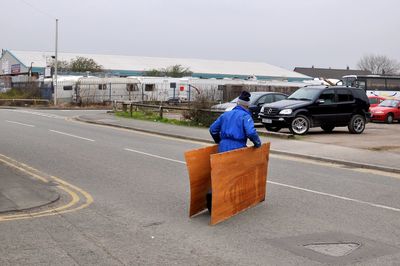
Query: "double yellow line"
0 154 93 222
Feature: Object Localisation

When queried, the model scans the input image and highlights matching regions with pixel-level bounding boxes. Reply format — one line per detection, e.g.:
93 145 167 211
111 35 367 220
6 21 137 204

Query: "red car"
370 99 400 123
368 96 386 108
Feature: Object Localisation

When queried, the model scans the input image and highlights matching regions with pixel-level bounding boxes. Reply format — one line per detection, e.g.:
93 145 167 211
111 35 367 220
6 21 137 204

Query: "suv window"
318 89 336 104
336 89 354 102
288 87 320 101
274 94 287 101
256 94 274 105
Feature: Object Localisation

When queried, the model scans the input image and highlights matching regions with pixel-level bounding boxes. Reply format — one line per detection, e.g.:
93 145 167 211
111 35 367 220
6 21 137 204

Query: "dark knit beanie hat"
237 91 250 107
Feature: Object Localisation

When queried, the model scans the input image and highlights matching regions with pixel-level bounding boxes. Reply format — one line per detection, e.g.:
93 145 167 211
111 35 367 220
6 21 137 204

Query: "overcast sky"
1 0 399 70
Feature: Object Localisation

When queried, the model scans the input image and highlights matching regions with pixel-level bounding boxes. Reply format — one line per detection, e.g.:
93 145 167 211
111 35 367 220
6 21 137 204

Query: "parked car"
258 86 370 135
370 99 400 123
368 96 386 108
211 91 288 122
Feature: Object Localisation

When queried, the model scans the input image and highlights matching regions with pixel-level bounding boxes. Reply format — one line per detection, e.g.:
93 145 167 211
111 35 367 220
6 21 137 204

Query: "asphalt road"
1 109 400 265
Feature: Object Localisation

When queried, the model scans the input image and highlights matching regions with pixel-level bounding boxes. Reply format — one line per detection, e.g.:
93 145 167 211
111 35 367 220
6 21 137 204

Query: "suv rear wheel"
348 114 366 134
289 115 310 135
321 125 335 132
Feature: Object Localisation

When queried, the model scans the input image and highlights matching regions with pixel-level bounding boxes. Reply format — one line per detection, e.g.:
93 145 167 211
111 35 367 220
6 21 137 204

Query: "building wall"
0 52 28 75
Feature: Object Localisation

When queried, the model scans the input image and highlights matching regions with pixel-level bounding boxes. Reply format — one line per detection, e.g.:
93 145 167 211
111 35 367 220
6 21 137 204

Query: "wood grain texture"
210 143 270 225
185 145 218 217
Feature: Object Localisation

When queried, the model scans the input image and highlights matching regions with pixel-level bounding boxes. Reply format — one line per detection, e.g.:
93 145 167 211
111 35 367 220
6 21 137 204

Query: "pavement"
2 110 399 214
0 162 59 213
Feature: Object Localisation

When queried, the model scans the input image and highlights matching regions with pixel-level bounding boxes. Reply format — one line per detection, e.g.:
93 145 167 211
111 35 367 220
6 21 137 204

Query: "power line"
18 0 56 20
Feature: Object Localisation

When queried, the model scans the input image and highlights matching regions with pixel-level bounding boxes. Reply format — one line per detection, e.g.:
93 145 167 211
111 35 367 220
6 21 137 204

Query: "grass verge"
115 111 203 127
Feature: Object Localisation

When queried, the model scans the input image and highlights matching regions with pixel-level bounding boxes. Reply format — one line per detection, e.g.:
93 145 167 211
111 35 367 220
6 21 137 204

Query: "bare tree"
357 54 400 75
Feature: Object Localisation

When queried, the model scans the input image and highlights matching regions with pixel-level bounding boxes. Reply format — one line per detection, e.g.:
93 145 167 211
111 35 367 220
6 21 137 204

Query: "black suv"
259 86 370 135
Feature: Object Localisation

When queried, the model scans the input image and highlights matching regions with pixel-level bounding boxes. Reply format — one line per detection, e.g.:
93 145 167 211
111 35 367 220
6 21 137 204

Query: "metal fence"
0 78 302 105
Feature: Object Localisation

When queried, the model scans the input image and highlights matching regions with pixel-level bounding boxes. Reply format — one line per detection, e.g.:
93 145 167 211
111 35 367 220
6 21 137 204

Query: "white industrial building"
0 49 311 82
1 49 318 103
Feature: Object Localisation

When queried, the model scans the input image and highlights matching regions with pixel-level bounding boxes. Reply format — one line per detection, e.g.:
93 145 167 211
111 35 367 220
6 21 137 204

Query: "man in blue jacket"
210 90 262 153
206 91 261 213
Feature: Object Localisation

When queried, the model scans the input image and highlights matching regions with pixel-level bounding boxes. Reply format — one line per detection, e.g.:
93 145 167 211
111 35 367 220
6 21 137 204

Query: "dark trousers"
206 190 212 213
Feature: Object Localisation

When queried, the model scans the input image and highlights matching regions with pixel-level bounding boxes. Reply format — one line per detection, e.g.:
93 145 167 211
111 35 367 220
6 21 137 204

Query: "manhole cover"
304 242 360 257
269 232 399 264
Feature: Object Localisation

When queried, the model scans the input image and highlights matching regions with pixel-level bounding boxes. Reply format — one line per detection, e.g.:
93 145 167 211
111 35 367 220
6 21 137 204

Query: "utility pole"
54 18 58 106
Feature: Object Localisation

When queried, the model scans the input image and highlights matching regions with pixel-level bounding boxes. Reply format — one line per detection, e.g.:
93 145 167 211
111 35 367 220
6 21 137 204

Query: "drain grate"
303 242 360 257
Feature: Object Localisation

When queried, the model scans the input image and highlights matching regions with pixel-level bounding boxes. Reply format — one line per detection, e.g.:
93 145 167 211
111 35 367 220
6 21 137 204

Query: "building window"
366 78 385 91
63 85 73 91
98 84 106 90
386 79 400 91
145 84 155 91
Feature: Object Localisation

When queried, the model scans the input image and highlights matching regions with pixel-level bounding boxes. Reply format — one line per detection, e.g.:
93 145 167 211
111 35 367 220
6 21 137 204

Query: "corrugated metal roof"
7 50 310 79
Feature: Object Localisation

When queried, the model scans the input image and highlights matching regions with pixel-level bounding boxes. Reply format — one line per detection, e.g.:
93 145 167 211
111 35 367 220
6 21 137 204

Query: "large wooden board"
210 143 270 225
185 145 218 217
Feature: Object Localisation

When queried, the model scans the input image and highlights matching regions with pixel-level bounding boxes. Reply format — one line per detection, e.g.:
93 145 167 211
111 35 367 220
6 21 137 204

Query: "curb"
75 117 400 175
0 192 60 214
257 130 295 139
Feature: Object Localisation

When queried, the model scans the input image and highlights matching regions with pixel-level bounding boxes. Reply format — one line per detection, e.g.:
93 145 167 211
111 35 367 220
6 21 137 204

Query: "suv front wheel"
289 115 310 135
348 114 366 134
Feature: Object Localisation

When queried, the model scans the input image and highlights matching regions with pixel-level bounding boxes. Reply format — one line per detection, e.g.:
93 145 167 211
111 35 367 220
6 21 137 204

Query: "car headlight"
375 111 384 114
260 106 265 113
279 109 292 115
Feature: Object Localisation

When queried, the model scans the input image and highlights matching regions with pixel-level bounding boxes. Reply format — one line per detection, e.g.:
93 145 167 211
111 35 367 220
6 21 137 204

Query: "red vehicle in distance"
368 96 386 108
370 99 400 123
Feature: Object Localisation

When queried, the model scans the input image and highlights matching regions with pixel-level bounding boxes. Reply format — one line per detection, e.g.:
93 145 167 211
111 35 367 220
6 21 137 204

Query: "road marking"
268 181 400 213
125 148 400 213
5 120 35 127
12 110 65 119
71 118 210 146
124 148 186 164
49 130 95 142
271 153 400 180
0 153 93 222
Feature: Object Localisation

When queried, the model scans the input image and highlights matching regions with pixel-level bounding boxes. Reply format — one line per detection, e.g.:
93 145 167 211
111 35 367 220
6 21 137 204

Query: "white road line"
12 110 64 119
5 120 35 127
49 130 95 142
124 148 186 164
124 148 400 213
268 181 400 213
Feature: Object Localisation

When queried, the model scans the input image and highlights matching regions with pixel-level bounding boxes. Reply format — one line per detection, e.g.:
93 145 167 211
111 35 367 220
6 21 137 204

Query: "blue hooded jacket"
209 105 261 153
